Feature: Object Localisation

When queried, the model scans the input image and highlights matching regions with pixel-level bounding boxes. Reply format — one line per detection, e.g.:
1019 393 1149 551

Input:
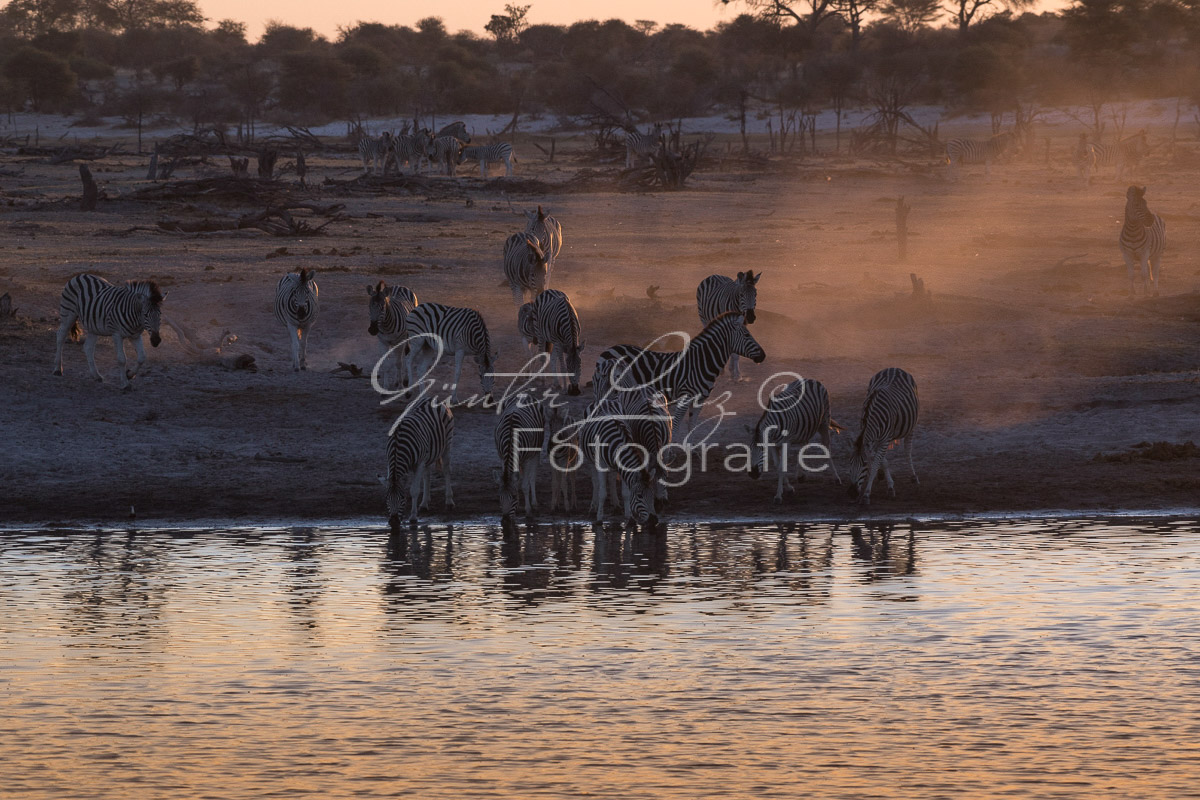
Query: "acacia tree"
836 0 880 47
881 0 944 32
720 0 841 33
944 0 1035 32
3 45 75 109
485 4 530 45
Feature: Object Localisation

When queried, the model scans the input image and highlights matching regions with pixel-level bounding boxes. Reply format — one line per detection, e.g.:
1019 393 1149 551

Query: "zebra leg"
591 465 605 520
133 335 148 378
1121 250 1139 294
442 452 455 512
408 468 423 522
451 349 466 403
298 324 309 371
83 333 103 382
504 156 512 177
729 353 742 382
861 452 885 505
882 456 896 497
774 453 786 504
1140 254 1151 296
905 432 919 484
510 285 524 306
112 335 131 389
608 471 622 512
480 160 488 179
288 326 301 372
1150 250 1162 296
53 313 77 375
822 426 842 485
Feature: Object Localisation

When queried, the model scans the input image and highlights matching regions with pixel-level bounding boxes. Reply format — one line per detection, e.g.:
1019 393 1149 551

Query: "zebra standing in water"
493 394 549 519
747 378 842 503
625 123 663 168
945 130 1017 179
524 205 563 270
52 274 166 389
391 128 432 174
384 398 454 525
274 269 319 372
503 233 550 305
460 141 515 178
848 367 919 505
697 271 761 380
427 136 464 176
578 400 657 526
367 281 418 388
594 312 766 437
1089 130 1149 182
404 302 497 403
1119 185 1166 296
517 289 583 396
358 131 393 175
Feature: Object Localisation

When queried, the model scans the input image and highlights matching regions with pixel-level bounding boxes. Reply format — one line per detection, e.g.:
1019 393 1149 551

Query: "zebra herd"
358 120 516 179
945 127 1150 184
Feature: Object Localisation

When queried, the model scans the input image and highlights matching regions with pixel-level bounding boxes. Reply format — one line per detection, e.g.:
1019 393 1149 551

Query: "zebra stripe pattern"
547 405 579 512
612 381 672 504
517 289 583 396
391 129 432 175
52 273 166 389
1119 185 1166 296
524 205 563 269
427 136 464 176
493 394 549 518
578 400 657 525
358 131 392 175
460 142 514 178
503 233 549 305
274 269 319 372
748 378 842 502
945 130 1016 179
435 121 471 143
404 302 497 402
1089 130 1148 181
367 281 418 387
1073 133 1097 183
594 312 766 435
849 367 919 505
625 123 663 168
697 271 761 380
385 398 454 524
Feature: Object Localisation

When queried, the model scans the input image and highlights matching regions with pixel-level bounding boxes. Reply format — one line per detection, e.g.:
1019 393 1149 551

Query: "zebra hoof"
53 368 62 376
445 502 456 513
121 384 133 393
300 365 307 371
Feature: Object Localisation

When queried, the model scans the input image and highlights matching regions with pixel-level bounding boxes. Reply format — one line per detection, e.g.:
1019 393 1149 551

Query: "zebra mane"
127 280 163 304
700 310 745 335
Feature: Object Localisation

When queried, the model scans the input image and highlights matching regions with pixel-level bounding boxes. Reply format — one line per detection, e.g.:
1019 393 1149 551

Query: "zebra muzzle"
745 309 756 324
368 322 379 336
149 333 162 347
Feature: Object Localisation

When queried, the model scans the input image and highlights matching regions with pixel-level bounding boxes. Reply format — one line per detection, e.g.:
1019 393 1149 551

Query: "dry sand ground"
1 128 1199 525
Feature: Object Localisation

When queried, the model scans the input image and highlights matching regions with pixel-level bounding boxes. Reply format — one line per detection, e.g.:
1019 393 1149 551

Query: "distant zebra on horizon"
1089 130 1149 182
849 367 919 505
518 289 583 395
748 377 842 503
503 233 550 305
524 205 563 270
493 394 549 519
460 142 514 178
367 281 418 388
404 302 497 403
427 136 464 176
384 398 454 525
52 273 166 389
1119 184 1166 296
358 131 392 175
945 130 1017 179
625 123 663 169
274 269 319 372
697 271 761 380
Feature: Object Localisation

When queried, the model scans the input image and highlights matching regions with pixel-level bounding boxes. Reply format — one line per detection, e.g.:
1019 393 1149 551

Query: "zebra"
404 302 497 403
625 123 663 169
383 398 454 524
1119 185 1166 296
945 130 1017 179
367 281 418 388
517 289 583 396
426 136 464 177
390 128 432 174
593 312 766 437
524 205 563 270
358 131 393 175
848 367 919 505
274 269 319 372
460 142 515 178
578 400 657 526
52 274 166 389
435 121 471 143
747 378 842 503
547 405 579 512
612 380 673 506
697 271 761 380
503 233 550 305
1089 130 1149 182
1073 133 1096 184
493 394 550 519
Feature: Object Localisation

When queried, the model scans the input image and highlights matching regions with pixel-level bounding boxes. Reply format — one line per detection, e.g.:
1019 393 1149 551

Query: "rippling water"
1 519 1198 799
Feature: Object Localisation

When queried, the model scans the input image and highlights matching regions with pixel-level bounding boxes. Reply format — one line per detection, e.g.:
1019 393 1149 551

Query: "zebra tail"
69 319 83 343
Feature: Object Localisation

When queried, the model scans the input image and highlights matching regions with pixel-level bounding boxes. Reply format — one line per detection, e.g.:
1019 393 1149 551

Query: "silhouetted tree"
3 45 75 109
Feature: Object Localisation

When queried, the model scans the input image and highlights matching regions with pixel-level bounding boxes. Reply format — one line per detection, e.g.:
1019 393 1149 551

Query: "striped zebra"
52 273 166 389
517 289 583 396
1089 130 1149 182
426 136 464 176
578 400 657 525
390 128 432 175
493 394 549 519
945 130 1017 179
367 281 418 388
524 205 563 270
435 121 471 143
697 271 761 380
503 233 550 305
625 123 663 169
274 269 319 372
1119 185 1166 296
1073 133 1096 184
612 380 672 505
593 312 766 436
747 378 842 503
404 302 497 403
383 398 454 524
358 131 392 175
460 142 515 178
848 367 919 505
547 405 579 512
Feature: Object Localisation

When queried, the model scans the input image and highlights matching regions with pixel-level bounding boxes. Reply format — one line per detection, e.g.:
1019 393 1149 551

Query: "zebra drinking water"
625 123 663 168
1119 185 1166 296
274 269 319 372
612 379 673 506
747 378 842 503
358 131 392 175
524 206 563 270
579 400 657 526
945 130 1017 179
697 271 761 380
493 393 549 519
460 142 515 178
367 281 418 388
384 398 455 525
404 302 497 403
503 233 550 305
548 406 579 512
52 274 166 390
848 367 919 505
516 289 583 396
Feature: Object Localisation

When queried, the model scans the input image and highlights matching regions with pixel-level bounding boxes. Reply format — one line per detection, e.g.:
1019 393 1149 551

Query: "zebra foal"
274 269 319 371
52 274 166 389
384 398 454 524
747 378 841 503
1119 185 1166 296
848 368 919 505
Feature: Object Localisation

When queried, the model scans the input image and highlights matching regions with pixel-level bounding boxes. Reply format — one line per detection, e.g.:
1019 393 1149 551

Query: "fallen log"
162 316 256 371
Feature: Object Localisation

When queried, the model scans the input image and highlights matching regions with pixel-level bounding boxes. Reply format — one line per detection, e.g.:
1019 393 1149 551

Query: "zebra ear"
736 271 745 280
